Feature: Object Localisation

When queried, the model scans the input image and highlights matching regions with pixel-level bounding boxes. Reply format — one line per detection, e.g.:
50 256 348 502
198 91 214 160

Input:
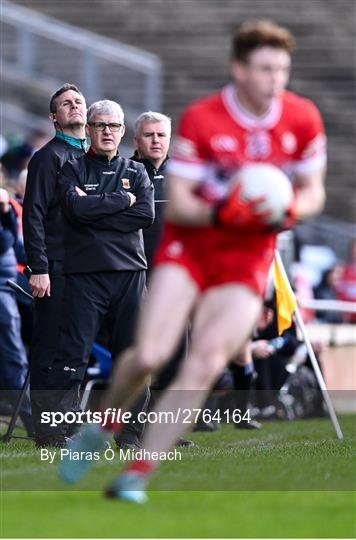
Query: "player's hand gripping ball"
215 163 295 231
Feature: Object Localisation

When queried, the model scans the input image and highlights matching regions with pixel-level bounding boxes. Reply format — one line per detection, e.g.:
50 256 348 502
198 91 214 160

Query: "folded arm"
92 170 155 232
59 164 132 225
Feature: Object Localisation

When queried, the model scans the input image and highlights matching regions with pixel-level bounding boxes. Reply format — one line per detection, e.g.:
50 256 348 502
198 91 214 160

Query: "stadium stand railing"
295 216 356 261
0 0 162 137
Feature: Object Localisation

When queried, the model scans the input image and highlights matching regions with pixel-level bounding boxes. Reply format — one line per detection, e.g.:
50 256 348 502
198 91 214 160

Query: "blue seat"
87 342 112 379
80 342 112 410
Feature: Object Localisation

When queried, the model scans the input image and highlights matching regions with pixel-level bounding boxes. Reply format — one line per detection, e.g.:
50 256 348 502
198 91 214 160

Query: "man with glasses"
48 100 154 441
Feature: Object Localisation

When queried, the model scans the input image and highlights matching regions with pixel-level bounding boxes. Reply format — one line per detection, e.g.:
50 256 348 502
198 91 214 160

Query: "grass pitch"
1 415 355 538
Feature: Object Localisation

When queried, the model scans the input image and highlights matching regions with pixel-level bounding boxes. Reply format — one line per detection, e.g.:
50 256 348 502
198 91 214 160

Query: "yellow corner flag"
273 251 297 335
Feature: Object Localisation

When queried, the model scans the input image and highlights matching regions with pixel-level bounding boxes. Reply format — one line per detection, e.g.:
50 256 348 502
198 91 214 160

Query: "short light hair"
232 20 295 62
135 111 171 136
87 100 124 124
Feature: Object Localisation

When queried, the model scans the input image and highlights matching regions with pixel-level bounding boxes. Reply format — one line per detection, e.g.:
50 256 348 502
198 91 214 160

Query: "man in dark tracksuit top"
131 112 171 269
22 83 87 446
131 112 184 388
51 100 154 439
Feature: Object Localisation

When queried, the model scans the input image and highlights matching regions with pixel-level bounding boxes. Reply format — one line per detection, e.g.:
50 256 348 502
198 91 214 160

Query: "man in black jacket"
51 100 154 439
131 112 187 391
23 83 87 446
132 111 171 268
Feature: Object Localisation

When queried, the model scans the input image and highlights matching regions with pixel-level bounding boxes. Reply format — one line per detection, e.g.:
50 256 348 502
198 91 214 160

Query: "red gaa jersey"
155 86 326 295
169 84 327 201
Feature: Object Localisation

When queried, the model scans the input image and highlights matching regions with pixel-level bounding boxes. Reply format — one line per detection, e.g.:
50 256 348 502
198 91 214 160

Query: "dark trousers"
29 261 65 440
253 354 289 409
50 270 147 438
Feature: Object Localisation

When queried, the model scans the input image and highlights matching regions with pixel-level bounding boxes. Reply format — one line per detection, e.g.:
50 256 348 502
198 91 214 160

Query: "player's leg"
59 264 198 486
102 264 198 416
140 284 262 458
105 284 262 502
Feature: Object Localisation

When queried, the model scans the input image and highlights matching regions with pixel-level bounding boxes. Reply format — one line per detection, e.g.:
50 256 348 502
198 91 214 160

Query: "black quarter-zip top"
58 148 155 274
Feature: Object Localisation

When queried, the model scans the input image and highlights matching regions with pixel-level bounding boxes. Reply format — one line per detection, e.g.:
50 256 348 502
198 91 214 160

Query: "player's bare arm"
166 172 270 229
165 174 213 226
293 166 326 219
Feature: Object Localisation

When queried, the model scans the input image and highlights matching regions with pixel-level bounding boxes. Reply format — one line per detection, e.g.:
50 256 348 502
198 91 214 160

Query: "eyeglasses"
88 122 123 132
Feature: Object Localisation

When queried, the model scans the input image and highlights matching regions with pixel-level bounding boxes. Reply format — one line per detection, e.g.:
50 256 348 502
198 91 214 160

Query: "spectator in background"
0 135 8 159
0 163 33 348
250 299 325 420
0 187 34 436
337 239 356 323
7 181 33 348
313 265 344 323
14 169 28 205
291 262 315 323
252 301 299 417
1 129 49 180
22 83 87 447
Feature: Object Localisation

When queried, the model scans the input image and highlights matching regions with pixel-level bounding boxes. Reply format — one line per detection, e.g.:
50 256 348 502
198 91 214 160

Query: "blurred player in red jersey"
60 20 327 502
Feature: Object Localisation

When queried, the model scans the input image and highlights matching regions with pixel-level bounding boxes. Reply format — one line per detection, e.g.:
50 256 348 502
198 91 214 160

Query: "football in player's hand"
231 163 293 226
